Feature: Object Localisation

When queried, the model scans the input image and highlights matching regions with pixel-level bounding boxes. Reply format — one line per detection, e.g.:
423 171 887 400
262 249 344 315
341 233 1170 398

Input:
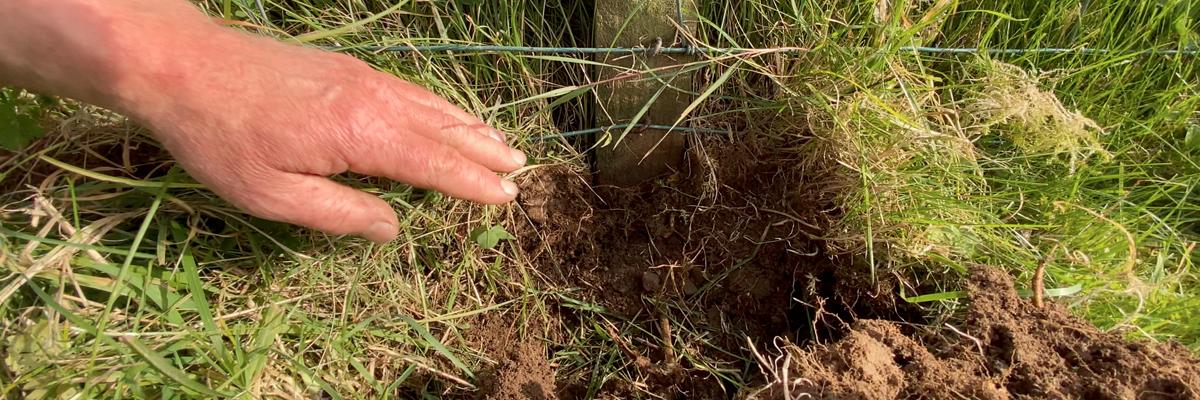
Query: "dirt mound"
753 267 1200 399
507 138 1199 398
512 139 923 397
469 316 557 400
481 343 557 400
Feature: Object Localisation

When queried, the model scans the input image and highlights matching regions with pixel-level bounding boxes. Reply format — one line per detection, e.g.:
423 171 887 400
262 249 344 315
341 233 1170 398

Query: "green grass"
2 0 1198 398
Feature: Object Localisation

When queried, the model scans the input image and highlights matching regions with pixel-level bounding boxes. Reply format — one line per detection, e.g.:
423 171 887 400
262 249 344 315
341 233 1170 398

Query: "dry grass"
1 0 1198 398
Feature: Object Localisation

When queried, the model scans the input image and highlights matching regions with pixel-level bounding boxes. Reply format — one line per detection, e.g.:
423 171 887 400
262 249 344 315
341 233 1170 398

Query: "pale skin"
0 0 525 243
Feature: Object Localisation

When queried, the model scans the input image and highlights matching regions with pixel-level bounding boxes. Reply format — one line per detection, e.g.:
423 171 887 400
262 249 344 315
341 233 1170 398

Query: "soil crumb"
752 267 1200 400
469 316 558 400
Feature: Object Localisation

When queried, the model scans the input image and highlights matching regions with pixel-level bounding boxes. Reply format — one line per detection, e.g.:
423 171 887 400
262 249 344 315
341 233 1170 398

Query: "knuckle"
341 108 387 146
438 122 474 147
422 147 464 188
471 169 495 194
312 197 359 234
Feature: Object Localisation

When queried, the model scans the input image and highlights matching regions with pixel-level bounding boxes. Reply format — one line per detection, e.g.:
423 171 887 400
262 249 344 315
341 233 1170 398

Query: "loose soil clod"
499 137 1200 399
752 267 1200 400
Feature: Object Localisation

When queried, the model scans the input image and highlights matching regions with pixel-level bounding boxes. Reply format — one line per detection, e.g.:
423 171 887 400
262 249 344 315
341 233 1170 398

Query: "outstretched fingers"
230 172 401 243
424 117 525 173
383 80 519 167
349 132 519 204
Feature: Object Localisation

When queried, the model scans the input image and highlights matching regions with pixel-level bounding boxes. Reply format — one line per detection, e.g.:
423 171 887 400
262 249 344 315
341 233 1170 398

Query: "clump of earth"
468 137 1200 399
749 267 1200 399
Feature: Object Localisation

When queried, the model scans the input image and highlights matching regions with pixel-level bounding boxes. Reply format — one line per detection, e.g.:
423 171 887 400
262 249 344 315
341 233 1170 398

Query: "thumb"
240 173 400 243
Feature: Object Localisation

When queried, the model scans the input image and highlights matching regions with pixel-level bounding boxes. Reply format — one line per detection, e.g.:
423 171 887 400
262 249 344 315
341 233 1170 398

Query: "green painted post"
594 0 696 185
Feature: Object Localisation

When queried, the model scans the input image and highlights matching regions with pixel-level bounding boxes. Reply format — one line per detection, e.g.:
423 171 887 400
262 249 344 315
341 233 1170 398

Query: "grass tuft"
1 0 1198 398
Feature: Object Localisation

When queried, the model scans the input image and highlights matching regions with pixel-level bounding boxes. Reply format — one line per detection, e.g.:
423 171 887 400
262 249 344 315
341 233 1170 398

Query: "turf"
1 0 1197 398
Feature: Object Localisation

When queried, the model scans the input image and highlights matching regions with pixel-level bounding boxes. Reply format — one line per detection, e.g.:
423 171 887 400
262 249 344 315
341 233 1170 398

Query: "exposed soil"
504 137 1200 399
754 267 1200 399
510 138 923 398
469 315 558 400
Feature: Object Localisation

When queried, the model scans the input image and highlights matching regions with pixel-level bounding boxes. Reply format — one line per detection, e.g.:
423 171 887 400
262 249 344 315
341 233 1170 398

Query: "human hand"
126 33 524 243
0 0 525 243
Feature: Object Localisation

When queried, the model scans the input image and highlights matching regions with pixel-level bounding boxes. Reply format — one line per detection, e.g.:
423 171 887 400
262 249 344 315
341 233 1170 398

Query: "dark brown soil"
504 137 1200 399
752 267 1200 400
511 138 923 398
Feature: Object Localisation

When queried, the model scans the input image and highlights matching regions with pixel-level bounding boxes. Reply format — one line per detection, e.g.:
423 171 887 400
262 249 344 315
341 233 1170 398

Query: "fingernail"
489 130 506 143
510 149 527 166
364 221 398 243
501 179 520 196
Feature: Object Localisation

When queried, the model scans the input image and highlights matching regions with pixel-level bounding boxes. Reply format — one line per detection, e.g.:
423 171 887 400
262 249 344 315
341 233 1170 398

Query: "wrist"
101 7 239 124
0 0 225 113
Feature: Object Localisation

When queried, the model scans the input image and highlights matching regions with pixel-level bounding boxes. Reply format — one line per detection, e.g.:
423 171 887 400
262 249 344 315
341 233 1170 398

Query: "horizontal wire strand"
335 44 1200 56
329 43 1197 140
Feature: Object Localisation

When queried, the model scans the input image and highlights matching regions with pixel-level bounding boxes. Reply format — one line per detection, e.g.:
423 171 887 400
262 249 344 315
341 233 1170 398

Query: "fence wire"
341 44 1200 57
309 0 1198 143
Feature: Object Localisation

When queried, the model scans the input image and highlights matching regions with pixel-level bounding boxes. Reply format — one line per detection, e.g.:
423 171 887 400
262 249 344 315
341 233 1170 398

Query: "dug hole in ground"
471 134 1200 399
2 2 1198 398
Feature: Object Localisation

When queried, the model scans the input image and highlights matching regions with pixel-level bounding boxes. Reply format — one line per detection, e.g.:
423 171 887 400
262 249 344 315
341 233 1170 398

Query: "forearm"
0 0 229 119
0 0 522 242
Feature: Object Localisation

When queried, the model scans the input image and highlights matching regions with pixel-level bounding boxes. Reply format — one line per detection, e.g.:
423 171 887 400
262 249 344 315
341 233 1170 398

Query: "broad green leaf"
1185 123 1199 153
173 224 229 366
0 225 156 259
38 156 205 189
904 284 1084 304
1016 284 1084 298
0 99 43 151
471 225 514 249
25 283 230 397
3 320 62 376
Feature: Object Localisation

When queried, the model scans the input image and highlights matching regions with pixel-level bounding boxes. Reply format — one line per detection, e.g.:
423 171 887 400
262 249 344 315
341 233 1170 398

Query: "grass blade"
291 1 411 43
123 337 230 398
38 155 204 189
903 291 967 303
402 315 474 379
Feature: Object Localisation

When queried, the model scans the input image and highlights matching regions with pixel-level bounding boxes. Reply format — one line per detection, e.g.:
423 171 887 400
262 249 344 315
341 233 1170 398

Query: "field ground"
2 0 1199 398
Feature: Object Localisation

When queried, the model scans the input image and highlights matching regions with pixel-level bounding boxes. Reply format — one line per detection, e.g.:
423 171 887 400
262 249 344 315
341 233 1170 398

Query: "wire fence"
312 0 1199 144
331 42 1198 142
341 44 1200 57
